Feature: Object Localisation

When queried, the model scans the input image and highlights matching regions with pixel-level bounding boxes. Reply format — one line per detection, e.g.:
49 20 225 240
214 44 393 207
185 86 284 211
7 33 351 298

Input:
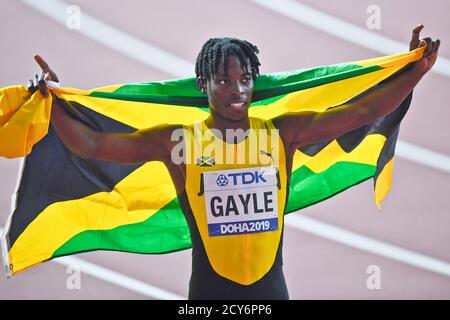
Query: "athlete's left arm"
273 30 440 149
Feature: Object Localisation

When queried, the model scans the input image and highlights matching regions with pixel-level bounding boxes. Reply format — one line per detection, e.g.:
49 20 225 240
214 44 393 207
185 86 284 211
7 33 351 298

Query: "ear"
196 76 207 94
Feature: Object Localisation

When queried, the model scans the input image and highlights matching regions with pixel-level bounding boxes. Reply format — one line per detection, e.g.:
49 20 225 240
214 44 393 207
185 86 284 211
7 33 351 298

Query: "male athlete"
28 26 439 299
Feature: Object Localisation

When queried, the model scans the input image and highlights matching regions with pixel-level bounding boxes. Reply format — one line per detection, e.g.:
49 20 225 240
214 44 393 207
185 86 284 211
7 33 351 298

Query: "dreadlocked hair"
195 37 261 88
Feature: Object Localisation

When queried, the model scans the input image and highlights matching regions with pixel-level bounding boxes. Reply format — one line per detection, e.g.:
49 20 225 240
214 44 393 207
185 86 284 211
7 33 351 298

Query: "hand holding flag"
27 55 59 97
409 25 440 75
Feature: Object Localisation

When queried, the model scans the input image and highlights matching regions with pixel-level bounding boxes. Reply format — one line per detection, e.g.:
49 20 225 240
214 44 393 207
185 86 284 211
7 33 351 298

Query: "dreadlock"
195 37 261 90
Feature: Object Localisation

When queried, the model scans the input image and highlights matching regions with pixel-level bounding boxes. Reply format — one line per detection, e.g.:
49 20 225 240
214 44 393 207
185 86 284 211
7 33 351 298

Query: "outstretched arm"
29 55 176 164
273 26 440 149
49 100 176 163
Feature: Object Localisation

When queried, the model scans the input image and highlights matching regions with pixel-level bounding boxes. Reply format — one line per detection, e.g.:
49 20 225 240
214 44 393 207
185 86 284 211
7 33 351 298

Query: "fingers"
419 39 427 48
417 37 433 57
28 55 58 95
27 73 49 97
34 54 50 72
27 79 37 93
34 54 59 82
408 25 440 56
410 24 424 50
435 39 441 53
37 72 48 97
424 37 433 55
413 24 424 34
429 39 441 60
26 74 39 93
428 38 440 53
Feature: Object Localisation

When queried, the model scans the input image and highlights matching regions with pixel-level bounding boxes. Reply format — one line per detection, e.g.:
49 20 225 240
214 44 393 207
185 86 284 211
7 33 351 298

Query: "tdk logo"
217 170 267 187
216 174 229 187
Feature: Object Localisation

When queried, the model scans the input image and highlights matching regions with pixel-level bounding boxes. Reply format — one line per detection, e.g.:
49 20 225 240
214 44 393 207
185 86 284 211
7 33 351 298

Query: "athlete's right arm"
50 101 175 163
29 55 176 164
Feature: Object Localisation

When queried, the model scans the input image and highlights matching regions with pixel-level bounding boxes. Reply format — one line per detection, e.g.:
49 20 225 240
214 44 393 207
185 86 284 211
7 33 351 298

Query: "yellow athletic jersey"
183 117 288 285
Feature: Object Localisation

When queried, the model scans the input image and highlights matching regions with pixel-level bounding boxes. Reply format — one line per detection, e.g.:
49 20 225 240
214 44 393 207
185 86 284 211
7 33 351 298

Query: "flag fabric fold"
1 47 423 276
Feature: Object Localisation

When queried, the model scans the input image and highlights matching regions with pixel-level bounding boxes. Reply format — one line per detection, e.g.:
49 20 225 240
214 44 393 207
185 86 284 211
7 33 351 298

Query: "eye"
242 76 251 83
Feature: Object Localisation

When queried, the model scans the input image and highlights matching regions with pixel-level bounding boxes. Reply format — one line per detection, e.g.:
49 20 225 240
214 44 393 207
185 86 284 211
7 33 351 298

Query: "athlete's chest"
166 130 297 198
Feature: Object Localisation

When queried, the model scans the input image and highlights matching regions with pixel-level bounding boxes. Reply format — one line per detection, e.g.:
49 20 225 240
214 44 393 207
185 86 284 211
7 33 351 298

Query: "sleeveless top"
179 117 289 299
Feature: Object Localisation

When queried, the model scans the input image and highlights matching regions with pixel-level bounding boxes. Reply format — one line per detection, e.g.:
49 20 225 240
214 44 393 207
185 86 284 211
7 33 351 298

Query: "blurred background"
0 0 449 299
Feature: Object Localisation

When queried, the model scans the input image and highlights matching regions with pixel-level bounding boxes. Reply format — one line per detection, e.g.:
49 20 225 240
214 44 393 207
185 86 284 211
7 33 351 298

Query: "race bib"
203 166 279 236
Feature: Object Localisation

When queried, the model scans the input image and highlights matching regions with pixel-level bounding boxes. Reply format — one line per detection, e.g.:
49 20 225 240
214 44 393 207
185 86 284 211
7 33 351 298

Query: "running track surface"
0 0 449 299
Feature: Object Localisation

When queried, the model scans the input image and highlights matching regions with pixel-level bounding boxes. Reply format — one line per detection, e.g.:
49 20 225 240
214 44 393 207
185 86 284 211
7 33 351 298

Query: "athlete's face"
206 55 254 122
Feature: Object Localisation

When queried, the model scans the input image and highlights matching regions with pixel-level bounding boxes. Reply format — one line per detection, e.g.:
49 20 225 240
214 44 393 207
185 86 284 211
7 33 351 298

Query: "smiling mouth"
228 102 246 108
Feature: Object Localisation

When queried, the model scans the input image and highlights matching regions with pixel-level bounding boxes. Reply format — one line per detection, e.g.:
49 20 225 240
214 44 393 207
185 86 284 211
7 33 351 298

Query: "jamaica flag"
0 47 423 276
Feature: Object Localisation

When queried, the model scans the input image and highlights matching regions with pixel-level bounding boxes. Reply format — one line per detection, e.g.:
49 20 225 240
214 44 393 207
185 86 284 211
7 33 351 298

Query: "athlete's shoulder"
249 116 276 130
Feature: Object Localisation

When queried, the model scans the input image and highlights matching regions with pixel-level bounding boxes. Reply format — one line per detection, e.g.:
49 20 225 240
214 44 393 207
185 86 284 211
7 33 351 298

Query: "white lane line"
285 215 450 278
54 255 186 300
249 0 450 78
21 0 192 78
21 0 450 174
0 227 186 299
15 0 450 281
397 140 450 173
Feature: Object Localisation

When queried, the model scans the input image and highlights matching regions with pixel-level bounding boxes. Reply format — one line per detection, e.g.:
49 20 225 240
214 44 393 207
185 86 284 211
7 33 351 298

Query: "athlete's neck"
204 114 250 144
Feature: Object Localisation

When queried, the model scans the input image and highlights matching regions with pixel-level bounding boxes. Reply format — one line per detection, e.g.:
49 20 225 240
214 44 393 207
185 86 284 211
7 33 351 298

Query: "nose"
230 80 245 96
